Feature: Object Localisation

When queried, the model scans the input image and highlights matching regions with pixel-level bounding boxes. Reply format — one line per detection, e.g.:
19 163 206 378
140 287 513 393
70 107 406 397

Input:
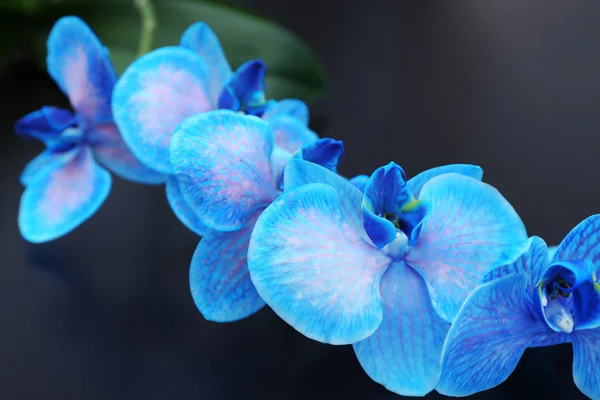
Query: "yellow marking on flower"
537 281 545 303
401 197 421 212
362 197 374 212
593 272 600 293
249 93 267 107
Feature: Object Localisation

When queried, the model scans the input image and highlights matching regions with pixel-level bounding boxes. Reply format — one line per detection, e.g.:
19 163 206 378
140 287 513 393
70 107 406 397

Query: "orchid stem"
134 0 156 57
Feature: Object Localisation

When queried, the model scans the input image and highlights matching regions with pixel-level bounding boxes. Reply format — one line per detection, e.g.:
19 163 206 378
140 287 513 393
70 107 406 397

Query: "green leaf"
27 0 329 103
0 0 43 14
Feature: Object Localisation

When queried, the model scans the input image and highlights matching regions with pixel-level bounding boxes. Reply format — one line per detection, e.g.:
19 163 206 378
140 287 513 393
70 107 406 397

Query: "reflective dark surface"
0 1 596 398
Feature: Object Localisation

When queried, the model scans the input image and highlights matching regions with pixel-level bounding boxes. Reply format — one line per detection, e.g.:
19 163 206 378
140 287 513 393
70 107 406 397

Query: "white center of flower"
543 294 574 333
381 231 408 259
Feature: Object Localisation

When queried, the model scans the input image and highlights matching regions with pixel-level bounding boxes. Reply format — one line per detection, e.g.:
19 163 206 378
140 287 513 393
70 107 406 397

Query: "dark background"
0 1 596 398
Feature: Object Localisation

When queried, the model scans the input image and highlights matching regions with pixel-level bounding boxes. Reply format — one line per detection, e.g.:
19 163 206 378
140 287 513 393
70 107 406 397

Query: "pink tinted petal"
284 159 368 242
170 111 278 231
18 146 111 243
46 17 116 127
180 22 232 106
248 183 392 344
112 47 214 174
89 123 166 184
268 116 318 153
20 149 78 187
270 146 292 189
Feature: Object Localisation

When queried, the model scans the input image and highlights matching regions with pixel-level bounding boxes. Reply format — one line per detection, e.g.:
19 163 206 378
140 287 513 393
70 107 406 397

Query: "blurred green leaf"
0 0 42 14
20 0 329 103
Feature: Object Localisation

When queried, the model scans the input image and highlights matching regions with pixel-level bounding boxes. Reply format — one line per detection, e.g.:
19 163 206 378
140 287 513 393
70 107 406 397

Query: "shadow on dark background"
0 1 596 399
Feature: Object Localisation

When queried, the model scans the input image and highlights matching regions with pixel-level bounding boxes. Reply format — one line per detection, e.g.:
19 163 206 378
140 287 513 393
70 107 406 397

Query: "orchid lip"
535 259 600 333
538 274 576 334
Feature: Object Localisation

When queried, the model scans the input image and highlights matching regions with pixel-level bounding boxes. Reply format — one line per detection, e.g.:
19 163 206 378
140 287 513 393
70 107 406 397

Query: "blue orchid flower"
168 110 342 322
437 216 600 399
111 22 318 236
246 159 527 395
15 16 164 243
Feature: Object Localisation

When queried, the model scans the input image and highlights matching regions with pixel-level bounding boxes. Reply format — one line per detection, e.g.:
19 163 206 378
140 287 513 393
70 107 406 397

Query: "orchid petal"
407 164 483 198
218 60 267 115
293 138 344 173
165 176 208 236
20 149 77 186
437 273 551 396
406 173 527 322
112 46 213 174
270 146 292 191
572 329 600 400
268 116 319 153
47 17 116 128
180 21 232 106
262 99 309 125
14 106 76 146
18 146 111 243
349 175 369 192
248 183 391 344
170 110 278 231
89 123 166 184
284 158 366 239
361 208 397 250
547 245 558 260
483 236 549 292
353 261 449 396
190 213 265 322
552 214 600 267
